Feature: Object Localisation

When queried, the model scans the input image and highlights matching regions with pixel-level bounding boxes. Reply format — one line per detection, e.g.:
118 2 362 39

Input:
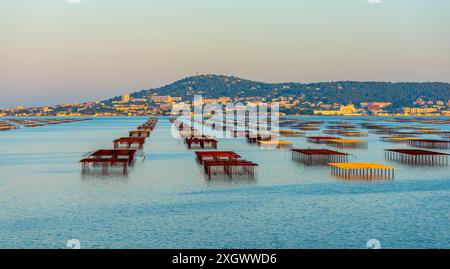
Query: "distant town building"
339 104 358 114
414 98 426 105
314 104 361 116
360 102 391 108
203 98 222 104
219 97 231 103
151 95 172 103
372 102 391 108
368 104 381 112
122 94 130 102
131 98 147 103
403 107 439 115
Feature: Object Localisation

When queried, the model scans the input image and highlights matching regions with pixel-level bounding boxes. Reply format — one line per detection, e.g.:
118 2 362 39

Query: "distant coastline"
1 75 449 117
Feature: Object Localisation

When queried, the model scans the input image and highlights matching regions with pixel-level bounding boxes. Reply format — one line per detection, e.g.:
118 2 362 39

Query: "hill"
115 74 450 109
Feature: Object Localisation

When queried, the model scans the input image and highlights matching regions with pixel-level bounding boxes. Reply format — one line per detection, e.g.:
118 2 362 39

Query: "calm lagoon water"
0 117 449 249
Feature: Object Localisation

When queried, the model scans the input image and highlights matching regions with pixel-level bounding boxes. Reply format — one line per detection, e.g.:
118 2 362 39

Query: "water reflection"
0 116 449 248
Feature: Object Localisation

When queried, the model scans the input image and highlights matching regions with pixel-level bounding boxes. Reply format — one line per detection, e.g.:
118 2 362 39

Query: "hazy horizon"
2 73 449 109
1 0 450 107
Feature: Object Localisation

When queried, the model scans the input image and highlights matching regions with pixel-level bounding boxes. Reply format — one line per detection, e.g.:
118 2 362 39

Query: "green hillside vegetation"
107 74 449 109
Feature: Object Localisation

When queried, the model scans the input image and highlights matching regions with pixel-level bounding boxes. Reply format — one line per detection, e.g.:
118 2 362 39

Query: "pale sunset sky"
1 0 449 107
